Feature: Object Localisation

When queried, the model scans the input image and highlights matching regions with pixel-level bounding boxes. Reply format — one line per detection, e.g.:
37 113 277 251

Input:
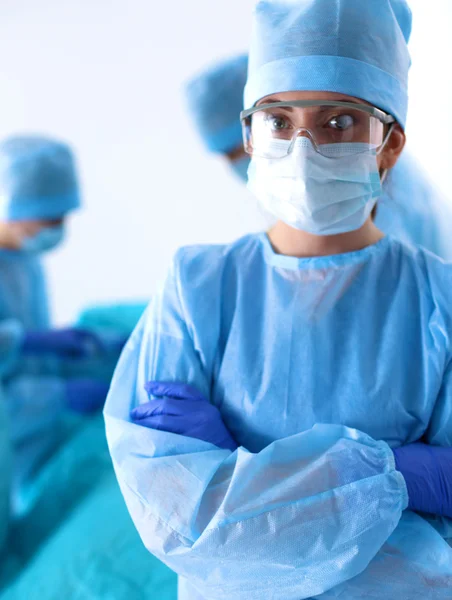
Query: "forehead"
258 91 366 106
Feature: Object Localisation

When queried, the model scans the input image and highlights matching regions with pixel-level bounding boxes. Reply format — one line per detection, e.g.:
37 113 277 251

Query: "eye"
328 114 355 131
263 113 290 131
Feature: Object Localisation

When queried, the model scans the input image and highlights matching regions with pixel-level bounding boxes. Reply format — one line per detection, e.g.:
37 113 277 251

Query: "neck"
268 219 384 258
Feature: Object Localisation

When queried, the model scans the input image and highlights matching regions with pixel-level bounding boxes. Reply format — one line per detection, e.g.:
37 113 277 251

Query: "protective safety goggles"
240 101 395 159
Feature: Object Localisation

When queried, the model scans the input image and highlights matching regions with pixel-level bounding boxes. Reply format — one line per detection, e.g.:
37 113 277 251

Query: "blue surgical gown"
0 251 49 329
105 233 452 599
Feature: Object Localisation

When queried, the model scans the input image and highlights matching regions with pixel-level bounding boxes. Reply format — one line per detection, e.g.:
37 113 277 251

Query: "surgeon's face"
257 91 406 173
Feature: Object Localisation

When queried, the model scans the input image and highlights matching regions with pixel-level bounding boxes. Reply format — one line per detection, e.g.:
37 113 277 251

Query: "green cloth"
1 414 176 599
77 303 147 338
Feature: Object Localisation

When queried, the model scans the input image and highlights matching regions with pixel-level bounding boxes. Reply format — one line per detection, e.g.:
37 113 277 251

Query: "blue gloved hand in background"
22 328 104 358
394 443 452 517
65 379 111 414
131 381 238 451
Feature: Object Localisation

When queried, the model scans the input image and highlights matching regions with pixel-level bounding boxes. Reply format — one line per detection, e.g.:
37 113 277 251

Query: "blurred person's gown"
0 136 173 597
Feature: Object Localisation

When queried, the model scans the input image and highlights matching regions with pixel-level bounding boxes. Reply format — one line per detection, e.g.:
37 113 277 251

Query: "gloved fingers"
130 413 185 435
131 398 197 420
144 381 207 402
189 421 238 451
131 400 163 420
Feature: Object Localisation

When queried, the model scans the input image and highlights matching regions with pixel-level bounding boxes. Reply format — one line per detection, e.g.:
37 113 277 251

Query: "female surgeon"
105 1 452 598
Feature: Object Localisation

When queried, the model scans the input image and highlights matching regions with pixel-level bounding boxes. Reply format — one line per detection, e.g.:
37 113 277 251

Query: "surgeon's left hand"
393 443 452 518
131 381 238 451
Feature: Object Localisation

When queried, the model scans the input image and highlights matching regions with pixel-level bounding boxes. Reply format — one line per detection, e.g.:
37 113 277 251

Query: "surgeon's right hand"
131 381 238 451
22 328 105 358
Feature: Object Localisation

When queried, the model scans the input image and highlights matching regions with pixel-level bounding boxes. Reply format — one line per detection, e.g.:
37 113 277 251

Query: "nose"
294 128 316 142
288 128 318 154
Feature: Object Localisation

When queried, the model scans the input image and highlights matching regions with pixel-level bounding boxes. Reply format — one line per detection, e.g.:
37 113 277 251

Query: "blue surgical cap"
185 54 248 154
0 136 81 221
245 0 412 128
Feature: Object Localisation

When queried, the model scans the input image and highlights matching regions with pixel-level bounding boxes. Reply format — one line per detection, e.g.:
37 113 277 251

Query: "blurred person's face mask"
21 224 65 253
243 100 394 235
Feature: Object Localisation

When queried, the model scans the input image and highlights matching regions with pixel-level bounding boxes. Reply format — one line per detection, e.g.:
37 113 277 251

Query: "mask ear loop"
377 123 396 183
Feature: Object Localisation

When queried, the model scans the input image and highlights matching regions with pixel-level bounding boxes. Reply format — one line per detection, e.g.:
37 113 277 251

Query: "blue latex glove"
22 328 104 358
131 381 238 451
65 379 110 414
393 443 452 517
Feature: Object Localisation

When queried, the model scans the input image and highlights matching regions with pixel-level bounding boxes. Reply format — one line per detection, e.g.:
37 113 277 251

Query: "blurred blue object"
0 135 80 328
5 373 73 518
76 302 146 338
394 444 452 517
3 324 124 519
185 54 248 154
377 150 452 260
105 235 452 599
8 414 112 561
65 379 110 415
21 328 105 359
0 382 11 553
132 382 238 451
245 0 412 127
0 320 24 377
1 414 177 600
0 254 50 328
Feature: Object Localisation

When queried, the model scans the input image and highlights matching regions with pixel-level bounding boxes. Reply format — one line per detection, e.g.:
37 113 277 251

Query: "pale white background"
0 0 450 324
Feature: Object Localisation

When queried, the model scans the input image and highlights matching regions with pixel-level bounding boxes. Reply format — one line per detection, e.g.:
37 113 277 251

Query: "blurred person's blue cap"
185 54 248 153
0 135 81 221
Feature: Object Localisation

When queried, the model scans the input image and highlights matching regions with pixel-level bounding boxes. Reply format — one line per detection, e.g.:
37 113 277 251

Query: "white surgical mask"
247 138 382 235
